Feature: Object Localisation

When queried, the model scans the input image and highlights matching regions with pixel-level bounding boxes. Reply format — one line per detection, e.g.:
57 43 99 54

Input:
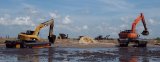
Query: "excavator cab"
26 30 34 35
19 30 34 35
141 30 149 35
119 30 132 39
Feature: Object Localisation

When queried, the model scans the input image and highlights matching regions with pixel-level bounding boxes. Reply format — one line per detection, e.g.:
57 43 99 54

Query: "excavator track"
137 39 147 47
118 39 147 47
5 40 52 48
118 39 129 47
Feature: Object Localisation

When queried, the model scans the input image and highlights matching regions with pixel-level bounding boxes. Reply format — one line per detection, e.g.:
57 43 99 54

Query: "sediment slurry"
0 39 160 62
0 47 160 62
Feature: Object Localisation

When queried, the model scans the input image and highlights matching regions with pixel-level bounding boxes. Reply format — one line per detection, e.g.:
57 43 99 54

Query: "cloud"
71 25 89 32
147 18 159 25
95 22 118 34
55 14 76 32
13 16 35 26
100 0 134 11
120 16 133 23
56 24 80 32
56 24 89 33
119 16 135 30
23 4 38 14
49 12 81 33
148 19 154 24
119 24 129 29
0 16 35 26
62 15 72 24
49 11 60 19
82 25 88 30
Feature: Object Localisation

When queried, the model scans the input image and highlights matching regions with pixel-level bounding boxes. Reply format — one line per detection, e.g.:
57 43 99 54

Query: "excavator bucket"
141 30 149 35
48 35 56 44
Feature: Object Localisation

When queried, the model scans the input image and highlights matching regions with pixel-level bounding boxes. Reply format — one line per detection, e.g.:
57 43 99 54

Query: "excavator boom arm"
33 19 54 36
141 14 148 31
131 13 149 35
49 20 54 37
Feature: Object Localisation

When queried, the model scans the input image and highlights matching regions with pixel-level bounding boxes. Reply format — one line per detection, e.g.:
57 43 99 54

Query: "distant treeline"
155 37 160 40
0 35 10 39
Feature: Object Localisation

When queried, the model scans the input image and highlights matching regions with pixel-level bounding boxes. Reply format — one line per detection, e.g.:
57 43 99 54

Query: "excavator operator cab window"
125 30 131 33
26 30 34 35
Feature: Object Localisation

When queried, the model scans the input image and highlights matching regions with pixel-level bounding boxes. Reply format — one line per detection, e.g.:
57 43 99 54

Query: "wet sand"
0 39 159 48
54 39 117 48
53 39 159 48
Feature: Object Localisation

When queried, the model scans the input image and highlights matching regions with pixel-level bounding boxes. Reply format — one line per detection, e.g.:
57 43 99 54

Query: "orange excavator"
118 13 149 47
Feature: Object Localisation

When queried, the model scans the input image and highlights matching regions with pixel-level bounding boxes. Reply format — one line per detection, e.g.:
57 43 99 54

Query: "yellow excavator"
5 19 56 48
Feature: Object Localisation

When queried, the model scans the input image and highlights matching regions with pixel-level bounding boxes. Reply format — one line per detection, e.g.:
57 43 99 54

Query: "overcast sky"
0 0 160 38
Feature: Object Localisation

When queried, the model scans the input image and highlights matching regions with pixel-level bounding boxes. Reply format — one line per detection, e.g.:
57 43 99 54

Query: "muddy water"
0 47 160 62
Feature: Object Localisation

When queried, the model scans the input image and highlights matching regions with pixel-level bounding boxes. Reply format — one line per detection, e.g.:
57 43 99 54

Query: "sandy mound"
79 36 97 44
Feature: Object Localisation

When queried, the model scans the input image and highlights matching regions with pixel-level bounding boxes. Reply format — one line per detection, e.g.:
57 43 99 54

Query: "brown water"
0 47 160 62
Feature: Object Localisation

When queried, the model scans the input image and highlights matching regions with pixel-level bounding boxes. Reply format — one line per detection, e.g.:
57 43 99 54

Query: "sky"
0 0 160 38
